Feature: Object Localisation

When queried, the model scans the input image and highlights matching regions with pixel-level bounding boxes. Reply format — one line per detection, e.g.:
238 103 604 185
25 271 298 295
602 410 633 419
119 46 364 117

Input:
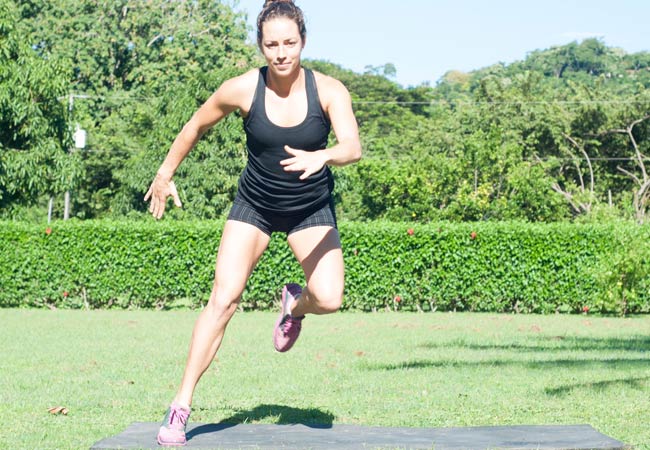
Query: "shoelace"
280 315 302 336
169 409 188 428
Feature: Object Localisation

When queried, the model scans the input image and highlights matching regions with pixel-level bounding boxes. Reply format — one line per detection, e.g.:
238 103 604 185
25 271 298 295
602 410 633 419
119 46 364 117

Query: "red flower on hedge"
582 306 589 313
470 231 477 240
407 228 414 236
394 295 402 303
45 227 52 235
63 291 69 298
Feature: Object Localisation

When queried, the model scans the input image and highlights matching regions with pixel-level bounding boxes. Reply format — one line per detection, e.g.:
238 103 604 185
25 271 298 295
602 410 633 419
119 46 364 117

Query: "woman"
145 0 361 445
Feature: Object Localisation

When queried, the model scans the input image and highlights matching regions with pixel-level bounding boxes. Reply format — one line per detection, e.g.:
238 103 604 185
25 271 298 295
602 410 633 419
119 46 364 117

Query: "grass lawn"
1 309 649 449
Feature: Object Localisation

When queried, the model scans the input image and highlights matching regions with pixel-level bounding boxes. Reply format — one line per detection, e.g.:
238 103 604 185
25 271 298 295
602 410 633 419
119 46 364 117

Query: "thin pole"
64 94 73 220
48 197 53 224
64 192 70 220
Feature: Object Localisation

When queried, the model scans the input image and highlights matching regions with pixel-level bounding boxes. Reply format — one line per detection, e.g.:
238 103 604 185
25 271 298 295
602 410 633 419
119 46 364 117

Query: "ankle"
290 299 303 318
173 399 191 410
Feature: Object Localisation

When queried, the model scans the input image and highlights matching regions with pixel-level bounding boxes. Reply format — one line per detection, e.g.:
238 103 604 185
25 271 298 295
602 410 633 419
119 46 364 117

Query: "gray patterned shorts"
227 195 337 236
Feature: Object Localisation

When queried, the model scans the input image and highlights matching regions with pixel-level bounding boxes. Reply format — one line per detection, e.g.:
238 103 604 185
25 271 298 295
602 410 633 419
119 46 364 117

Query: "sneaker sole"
273 284 300 352
157 437 187 447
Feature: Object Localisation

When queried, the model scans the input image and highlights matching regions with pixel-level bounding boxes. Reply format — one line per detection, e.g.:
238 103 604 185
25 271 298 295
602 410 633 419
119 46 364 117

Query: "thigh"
213 220 271 298
287 226 344 289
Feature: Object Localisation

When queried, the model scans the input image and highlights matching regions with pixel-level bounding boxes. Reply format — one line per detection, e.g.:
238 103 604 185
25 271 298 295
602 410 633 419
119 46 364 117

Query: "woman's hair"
257 0 306 48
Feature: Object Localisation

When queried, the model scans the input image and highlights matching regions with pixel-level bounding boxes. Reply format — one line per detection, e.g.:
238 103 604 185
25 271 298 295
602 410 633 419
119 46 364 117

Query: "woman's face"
260 17 304 77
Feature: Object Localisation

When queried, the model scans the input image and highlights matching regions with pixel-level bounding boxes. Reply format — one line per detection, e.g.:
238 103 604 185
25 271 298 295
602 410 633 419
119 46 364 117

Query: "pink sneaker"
157 402 191 447
273 283 304 352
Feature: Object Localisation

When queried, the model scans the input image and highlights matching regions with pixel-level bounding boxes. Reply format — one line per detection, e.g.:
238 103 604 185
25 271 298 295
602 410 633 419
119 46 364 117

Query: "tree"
0 0 78 217
18 0 258 218
598 112 650 223
19 0 254 94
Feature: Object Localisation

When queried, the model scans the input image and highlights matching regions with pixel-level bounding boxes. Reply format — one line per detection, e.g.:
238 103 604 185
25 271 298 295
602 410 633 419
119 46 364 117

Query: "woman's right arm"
145 72 255 219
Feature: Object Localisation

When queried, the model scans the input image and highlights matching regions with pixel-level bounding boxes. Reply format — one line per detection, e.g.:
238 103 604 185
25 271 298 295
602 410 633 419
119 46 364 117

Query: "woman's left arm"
281 76 361 180
319 77 362 166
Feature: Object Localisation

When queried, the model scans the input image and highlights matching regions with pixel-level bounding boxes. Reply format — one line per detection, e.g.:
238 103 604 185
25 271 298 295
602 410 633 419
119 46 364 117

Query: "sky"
230 0 650 87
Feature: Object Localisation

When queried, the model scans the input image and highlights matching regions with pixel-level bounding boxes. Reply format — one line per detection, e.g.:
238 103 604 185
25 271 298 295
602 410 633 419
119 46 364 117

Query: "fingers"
281 147 322 179
169 181 183 208
146 183 160 218
147 192 155 215
299 168 316 180
284 145 297 155
284 163 314 180
282 161 303 173
150 193 166 220
145 179 182 220
282 146 305 172
281 146 300 166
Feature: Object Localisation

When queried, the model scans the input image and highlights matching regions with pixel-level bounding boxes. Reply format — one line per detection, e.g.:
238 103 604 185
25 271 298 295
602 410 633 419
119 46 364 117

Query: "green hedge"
1 220 648 314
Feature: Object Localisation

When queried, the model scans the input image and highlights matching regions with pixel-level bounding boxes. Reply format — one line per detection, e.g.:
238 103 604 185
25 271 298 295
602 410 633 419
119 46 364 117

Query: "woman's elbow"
351 144 362 163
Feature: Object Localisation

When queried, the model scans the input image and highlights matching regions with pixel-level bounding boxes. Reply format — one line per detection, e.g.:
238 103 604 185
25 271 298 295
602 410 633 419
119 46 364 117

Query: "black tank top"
237 67 334 215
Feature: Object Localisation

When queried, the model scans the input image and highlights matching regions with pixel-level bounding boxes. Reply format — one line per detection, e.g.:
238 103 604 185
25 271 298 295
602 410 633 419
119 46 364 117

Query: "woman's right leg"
173 220 271 407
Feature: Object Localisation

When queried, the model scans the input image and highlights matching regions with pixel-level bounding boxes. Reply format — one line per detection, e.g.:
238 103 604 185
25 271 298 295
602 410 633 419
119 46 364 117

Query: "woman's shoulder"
221 68 260 93
310 69 351 104
311 69 346 90
214 68 260 111
311 70 350 96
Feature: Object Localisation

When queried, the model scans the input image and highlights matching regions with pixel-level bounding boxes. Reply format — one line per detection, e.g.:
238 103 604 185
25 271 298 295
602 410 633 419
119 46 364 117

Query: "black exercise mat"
91 422 627 449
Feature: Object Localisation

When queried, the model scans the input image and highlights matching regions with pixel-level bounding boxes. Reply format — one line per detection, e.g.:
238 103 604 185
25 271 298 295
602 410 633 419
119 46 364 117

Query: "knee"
308 284 343 314
206 283 241 318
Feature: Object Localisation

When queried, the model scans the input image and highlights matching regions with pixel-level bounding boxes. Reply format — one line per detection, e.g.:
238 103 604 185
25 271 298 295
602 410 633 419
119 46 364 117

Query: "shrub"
0 220 648 314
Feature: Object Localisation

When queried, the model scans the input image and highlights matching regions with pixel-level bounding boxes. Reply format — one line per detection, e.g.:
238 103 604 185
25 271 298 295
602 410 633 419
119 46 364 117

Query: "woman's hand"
144 175 182 219
280 145 329 180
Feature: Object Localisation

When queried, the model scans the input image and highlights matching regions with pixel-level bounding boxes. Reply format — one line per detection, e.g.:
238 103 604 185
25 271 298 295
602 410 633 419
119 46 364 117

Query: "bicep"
327 84 360 145
187 81 241 135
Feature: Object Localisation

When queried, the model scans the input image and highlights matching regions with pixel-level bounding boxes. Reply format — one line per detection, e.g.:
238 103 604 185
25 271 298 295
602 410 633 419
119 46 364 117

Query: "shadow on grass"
364 357 650 371
366 333 650 376
418 335 650 353
186 404 334 441
367 334 650 399
545 375 650 397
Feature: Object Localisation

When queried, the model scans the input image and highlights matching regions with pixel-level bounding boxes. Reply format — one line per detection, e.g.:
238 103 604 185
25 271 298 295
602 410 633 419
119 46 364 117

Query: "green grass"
1 309 649 449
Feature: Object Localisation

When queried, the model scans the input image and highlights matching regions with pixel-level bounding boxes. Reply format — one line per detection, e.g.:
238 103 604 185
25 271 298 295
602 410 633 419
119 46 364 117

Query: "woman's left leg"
272 225 344 352
287 226 344 317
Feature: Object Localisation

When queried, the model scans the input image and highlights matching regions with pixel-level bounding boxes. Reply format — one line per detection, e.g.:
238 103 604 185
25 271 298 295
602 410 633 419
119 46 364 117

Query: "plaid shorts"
227 196 337 236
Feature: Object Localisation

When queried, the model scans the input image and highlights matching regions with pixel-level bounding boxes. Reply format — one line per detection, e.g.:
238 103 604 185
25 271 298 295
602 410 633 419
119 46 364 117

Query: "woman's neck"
266 66 303 98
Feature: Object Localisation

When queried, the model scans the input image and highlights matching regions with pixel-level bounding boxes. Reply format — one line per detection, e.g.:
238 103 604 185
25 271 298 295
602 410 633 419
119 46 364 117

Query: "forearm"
156 123 203 180
321 139 362 167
